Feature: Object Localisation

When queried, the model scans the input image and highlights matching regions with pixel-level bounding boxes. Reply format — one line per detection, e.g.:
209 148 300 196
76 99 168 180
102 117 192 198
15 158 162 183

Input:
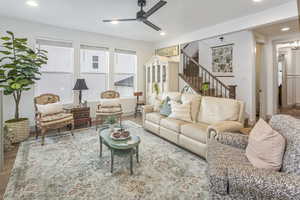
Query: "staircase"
180 46 236 99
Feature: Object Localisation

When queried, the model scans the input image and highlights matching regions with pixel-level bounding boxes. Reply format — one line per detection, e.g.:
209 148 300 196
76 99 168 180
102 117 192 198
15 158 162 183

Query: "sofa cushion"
181 122 209 143
161 118 188 132
145 112 166 124
207 139 252 195
246 119 286 171
198 96 240 124
181 94 202 122
169 101 192 122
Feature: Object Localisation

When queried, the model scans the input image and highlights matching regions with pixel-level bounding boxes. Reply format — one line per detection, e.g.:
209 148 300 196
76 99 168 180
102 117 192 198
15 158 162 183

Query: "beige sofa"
142 92 245 158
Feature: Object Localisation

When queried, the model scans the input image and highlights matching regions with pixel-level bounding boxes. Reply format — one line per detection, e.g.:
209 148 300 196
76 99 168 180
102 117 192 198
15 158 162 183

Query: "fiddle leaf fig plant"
0 31 48 120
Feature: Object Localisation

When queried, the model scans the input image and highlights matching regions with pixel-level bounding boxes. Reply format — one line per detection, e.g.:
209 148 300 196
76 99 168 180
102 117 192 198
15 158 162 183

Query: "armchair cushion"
228 165 300 200
36 102 63 116
40 113 73 126
96 107 122 113
207 139 252 195
208 121 243 135
99 99 120 107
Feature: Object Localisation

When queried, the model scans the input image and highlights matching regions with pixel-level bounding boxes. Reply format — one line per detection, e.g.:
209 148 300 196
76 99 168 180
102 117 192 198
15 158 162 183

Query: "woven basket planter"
5 118 30 144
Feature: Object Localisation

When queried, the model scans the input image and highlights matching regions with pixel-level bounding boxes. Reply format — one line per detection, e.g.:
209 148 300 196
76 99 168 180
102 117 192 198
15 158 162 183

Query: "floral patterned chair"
34 94 74 145
96 90 123 128
206 115 300 200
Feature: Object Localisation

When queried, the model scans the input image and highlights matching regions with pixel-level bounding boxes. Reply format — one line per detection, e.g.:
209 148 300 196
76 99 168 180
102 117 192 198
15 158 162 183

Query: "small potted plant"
105 116 117 132
0 31 48 143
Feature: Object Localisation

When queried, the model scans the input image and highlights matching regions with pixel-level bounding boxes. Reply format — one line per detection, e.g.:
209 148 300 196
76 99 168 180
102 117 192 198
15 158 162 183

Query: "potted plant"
0 31 48 143
105 116 117 132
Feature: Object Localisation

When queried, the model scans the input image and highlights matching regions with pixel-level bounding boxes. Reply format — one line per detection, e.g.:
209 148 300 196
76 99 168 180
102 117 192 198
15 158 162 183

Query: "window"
35 39 74 103
80 45 109 101
114 49 137 97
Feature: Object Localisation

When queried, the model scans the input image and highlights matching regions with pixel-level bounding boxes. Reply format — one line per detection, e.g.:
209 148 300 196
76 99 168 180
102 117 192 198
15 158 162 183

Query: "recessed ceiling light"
160 31 166 36
26 0 38 7
253 0 262 2
110 20 119 25
281 27 290 32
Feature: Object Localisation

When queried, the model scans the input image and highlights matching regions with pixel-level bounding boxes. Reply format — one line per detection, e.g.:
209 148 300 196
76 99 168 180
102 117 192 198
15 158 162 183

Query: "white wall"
0 16 155 125
196 31 256 121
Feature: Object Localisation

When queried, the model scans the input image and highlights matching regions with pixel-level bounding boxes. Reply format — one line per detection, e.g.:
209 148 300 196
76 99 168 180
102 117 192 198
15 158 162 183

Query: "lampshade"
73 79 88 90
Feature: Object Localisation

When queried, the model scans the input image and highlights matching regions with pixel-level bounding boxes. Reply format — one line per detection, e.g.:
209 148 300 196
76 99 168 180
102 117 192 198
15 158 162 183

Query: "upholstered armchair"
96 90 123 128
34 94 74 145
206 115 300 200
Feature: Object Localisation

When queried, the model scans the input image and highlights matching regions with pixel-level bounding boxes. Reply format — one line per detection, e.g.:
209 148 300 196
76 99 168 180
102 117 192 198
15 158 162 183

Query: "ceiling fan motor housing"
137 10 146 21
138 0 146 7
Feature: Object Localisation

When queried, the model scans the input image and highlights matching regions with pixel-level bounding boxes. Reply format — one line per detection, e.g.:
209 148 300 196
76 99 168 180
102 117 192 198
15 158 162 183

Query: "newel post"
228 85 237 99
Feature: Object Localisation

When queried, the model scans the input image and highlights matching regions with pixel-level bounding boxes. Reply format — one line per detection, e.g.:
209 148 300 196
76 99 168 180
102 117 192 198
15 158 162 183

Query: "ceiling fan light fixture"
111 20 119 25
160 31 166 36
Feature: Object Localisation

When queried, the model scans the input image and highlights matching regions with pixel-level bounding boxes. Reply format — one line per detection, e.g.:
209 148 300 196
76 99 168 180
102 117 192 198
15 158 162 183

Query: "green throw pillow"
160 96 172 116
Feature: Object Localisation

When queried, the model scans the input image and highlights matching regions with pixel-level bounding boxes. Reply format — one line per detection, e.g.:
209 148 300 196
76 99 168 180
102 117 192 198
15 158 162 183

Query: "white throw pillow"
100 99 120 107
168 101 192 122
37 102 63 116
181 94 202 122
246 119 286 171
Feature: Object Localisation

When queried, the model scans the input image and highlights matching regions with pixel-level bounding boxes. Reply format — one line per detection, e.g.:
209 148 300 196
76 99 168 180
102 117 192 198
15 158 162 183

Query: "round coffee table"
98 126 141 175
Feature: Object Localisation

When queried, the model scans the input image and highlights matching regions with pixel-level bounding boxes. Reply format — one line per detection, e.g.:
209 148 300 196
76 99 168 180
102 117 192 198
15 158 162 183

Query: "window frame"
113 49 137 98
34 38 75 104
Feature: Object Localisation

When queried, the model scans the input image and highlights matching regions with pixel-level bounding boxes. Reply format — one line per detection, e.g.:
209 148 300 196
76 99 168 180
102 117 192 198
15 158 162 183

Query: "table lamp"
73 79 88 105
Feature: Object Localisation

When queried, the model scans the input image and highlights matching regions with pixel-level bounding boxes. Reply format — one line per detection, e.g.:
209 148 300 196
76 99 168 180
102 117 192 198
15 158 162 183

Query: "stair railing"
181 49 236 99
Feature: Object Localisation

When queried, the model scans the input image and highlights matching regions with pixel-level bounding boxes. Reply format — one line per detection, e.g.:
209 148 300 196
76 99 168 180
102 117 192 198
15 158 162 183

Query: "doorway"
277 41 300 118
255 42 265 119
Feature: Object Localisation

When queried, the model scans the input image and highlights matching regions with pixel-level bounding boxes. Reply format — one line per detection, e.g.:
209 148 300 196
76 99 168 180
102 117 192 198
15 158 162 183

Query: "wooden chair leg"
71 122 74 136
35 125 39 139
41 129 46 145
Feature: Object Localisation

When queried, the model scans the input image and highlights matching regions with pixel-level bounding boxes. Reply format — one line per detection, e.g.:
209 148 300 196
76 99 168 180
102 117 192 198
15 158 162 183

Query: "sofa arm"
208 121 243 137
229 165 300 200
142 105 154 113
210 131 249 150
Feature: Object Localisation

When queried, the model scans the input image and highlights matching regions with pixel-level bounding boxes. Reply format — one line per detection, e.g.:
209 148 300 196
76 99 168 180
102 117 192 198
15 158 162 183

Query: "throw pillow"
160 96 172 116
100 99 120 107
37 102 63 116
168 101 192 122
246 119 286 171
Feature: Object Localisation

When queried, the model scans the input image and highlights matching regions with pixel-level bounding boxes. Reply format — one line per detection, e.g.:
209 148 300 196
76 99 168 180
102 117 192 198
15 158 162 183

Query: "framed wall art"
211 44 234 73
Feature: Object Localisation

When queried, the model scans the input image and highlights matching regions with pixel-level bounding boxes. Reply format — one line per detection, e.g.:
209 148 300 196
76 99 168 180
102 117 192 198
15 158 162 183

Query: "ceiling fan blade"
144 0 167 18
103 18 137 22
143 20 161 31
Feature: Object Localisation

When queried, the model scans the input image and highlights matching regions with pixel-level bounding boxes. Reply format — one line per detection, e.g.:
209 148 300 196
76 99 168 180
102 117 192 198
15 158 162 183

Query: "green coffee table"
98 126 141 175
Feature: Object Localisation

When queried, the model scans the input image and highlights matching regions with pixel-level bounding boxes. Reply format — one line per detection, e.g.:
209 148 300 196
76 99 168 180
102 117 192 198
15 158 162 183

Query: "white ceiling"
254 19 299 37
0 0 295 42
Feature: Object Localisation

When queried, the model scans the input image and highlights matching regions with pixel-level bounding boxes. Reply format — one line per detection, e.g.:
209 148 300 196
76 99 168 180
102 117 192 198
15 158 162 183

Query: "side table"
64 106 92 128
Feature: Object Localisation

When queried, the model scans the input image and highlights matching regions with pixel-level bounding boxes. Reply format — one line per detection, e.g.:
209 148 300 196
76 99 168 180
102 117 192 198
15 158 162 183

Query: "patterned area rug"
4 121 208 200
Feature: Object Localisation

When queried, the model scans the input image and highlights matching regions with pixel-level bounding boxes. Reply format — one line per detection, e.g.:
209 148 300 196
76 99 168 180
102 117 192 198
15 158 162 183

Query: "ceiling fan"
103 0 167 31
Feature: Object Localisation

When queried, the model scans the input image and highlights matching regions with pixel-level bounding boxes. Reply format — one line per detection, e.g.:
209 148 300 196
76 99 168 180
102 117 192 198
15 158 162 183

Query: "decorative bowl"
110 130 131 141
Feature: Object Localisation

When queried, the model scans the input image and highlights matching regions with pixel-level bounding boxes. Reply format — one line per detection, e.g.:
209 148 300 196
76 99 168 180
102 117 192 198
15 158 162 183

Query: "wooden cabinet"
64 106 91 128
145 56 179 103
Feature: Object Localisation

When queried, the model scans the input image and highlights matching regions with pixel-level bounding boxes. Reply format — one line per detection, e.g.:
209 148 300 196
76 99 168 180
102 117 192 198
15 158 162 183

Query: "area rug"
4 121 208 200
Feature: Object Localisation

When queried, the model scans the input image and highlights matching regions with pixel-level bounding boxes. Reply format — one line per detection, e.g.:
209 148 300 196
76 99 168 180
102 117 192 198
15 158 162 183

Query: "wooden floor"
0 115 142 200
